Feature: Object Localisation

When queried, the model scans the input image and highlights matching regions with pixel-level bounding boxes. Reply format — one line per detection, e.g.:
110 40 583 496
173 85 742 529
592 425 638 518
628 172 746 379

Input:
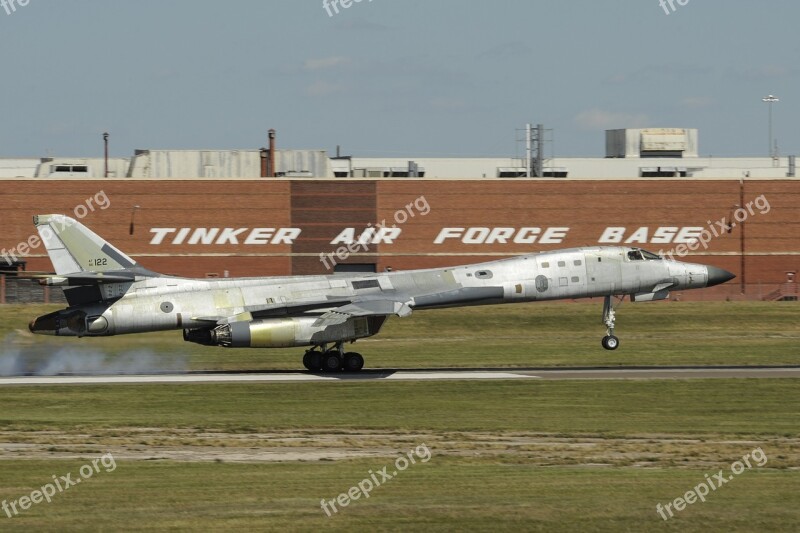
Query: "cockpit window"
641 250 662 260
628 249 662 261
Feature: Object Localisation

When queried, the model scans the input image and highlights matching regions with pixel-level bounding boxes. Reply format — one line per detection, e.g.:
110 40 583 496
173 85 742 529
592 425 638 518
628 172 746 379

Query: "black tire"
322 352 343 372
303 350 323 371
602 335 620 351
343 352 365 372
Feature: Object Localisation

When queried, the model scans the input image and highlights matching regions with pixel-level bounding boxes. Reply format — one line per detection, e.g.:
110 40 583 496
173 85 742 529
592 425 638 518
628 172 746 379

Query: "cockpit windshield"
627 249 662 261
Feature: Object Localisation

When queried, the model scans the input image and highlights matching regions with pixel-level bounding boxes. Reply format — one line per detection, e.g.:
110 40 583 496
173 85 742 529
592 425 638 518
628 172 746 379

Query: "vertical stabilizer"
33 214 138 275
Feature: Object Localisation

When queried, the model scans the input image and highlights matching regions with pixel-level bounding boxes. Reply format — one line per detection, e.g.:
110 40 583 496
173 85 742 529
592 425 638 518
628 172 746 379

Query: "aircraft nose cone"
707 266 736 287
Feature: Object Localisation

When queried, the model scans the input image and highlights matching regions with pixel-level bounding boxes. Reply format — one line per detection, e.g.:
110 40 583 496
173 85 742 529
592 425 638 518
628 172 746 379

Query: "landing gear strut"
601 295 621 350
303 342 365 372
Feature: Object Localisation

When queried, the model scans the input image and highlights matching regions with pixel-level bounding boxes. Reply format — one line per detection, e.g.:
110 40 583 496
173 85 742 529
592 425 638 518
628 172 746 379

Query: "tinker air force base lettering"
149 228 302 246
432 227 706 245
148 227 708 246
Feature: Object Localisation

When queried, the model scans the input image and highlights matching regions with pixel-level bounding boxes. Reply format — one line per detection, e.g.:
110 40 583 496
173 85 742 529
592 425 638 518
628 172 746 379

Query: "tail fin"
34 214 138 275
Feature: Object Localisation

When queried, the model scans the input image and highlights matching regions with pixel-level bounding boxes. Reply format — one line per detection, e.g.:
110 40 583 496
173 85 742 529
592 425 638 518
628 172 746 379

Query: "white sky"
1 0 797 158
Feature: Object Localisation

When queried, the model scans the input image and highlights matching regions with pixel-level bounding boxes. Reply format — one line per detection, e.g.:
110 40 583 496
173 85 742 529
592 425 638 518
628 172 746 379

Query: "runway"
1 366 798 386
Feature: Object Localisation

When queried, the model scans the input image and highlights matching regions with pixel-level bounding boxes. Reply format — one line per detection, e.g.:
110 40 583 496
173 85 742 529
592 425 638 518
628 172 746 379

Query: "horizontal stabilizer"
27 272 136 287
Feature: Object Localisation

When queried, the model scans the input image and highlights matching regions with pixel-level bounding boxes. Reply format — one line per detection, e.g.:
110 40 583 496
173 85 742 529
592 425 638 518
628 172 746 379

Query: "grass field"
1 460 798 531
0 302 798 531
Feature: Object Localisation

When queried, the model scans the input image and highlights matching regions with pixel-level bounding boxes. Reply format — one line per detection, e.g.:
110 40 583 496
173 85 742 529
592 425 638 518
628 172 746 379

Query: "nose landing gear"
601 295 621 350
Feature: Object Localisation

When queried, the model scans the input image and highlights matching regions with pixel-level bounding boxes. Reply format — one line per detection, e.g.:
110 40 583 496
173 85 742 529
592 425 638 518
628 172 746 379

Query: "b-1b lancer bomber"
29 215 735 372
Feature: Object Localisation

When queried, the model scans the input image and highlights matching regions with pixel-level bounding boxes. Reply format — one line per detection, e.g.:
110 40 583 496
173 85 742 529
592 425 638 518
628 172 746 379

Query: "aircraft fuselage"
30 246 726 348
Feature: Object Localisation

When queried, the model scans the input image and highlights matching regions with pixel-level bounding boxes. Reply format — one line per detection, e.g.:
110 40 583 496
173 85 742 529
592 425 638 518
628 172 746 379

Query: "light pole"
762 95 779 157
103 132 109 177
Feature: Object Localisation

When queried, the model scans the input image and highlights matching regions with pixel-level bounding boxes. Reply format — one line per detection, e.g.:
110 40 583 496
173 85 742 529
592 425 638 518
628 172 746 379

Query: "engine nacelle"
184 316 387 348
631 290 670 302
29 308 112 336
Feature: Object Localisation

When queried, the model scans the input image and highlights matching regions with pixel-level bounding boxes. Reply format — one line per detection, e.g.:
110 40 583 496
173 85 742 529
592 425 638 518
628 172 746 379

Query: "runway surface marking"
1 366 798 385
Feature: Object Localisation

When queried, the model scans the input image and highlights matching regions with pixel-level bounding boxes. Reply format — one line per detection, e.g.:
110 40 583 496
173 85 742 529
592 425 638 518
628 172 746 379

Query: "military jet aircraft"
29 214 735 372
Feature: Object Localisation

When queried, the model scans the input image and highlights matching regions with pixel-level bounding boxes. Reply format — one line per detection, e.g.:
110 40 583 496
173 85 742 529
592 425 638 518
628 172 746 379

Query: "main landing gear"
303 342 365 373
601 295 622 351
